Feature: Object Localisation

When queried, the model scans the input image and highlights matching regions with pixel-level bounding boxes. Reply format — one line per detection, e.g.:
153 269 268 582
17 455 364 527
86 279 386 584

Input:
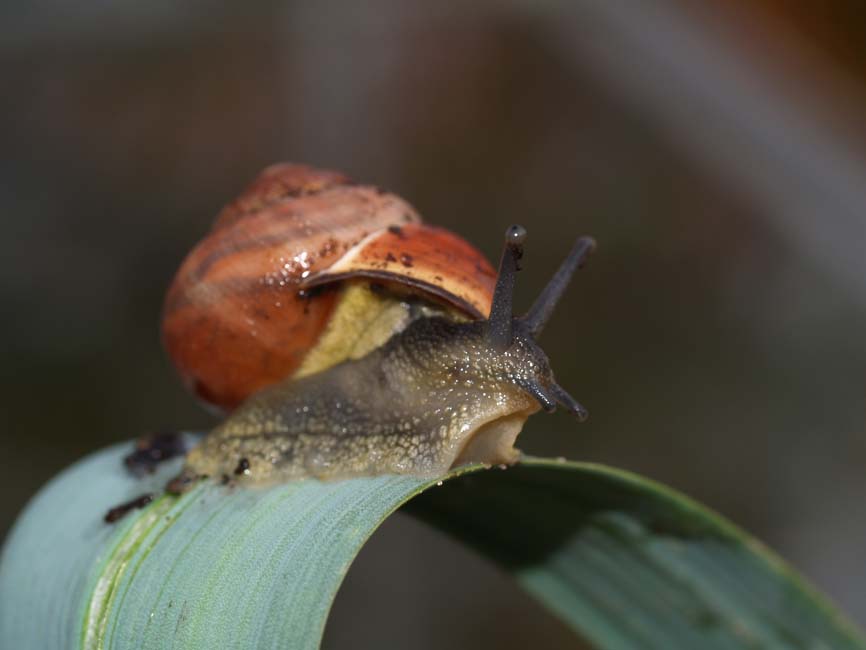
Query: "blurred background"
2 1 866 647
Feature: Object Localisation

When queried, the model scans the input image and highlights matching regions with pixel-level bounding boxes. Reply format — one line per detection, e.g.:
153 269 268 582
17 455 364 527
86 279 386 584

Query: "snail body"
163 165 594 489
184 316 536 483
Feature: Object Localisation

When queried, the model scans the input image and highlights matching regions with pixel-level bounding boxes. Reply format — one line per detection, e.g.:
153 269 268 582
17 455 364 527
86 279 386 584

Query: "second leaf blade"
407 458 863 650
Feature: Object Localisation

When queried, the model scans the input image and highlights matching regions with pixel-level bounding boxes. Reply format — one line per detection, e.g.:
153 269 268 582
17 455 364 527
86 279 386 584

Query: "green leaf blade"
407 459 864 649
0 443 140 650
104 474 434 649
1 444 863 650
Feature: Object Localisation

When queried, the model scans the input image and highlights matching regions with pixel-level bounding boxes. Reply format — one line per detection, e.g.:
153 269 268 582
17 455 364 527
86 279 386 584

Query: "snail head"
480 224 596 422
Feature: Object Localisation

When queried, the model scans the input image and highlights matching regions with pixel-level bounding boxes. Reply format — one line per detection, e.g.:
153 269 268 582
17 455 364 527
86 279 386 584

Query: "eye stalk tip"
505 224 527 247
577 236 597 260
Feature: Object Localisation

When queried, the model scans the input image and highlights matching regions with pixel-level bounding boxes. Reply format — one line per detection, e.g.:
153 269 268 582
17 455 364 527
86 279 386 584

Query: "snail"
146 163 595 492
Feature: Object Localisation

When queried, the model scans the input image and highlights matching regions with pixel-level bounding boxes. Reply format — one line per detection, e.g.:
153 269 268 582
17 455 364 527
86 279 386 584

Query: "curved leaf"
409 461 865 649
0 441 862 649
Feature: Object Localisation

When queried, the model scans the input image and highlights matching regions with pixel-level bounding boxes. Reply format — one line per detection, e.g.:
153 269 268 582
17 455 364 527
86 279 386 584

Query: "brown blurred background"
2 1 866 647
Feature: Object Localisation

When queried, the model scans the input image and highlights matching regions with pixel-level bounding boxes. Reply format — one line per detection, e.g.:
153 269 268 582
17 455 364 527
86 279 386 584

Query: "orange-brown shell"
162 163 496 412
304 223 496 318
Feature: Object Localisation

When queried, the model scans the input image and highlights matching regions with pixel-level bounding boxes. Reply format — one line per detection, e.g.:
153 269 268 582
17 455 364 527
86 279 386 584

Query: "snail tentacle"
485 225 526 351
549 381 589 422
523 235 596 336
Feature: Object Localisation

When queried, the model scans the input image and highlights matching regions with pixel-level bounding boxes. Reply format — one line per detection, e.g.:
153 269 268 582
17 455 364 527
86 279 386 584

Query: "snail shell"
162 163 497 412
